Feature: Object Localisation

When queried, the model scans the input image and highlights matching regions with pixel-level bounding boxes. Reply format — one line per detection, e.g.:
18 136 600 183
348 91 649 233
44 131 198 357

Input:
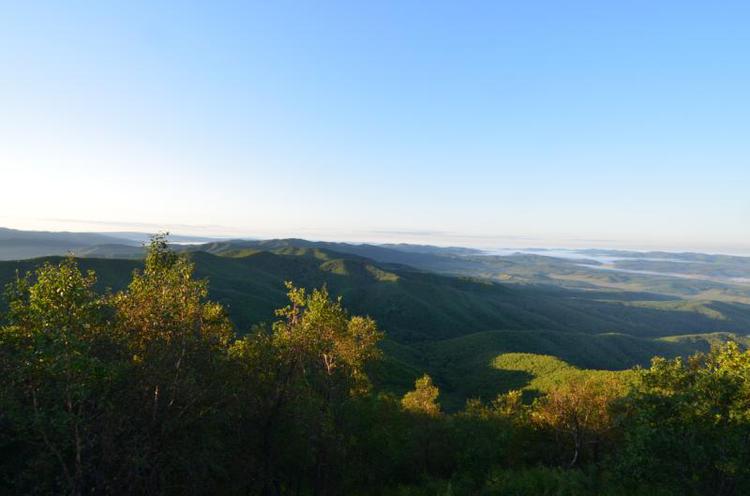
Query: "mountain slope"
2 248 750 407
413 330 750 409
3 249 750 343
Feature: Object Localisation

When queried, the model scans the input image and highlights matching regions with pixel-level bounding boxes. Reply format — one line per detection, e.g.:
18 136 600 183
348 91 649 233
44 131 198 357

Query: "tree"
0 258 123 494
617 343 750 495
111 234 235 494
399 374 448 478
401 374 441 417
230 282 383 495
532 376 625 467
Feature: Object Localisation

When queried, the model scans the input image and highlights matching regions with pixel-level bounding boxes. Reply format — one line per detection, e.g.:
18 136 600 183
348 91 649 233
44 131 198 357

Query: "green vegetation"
2 238 750 494
3 237 750 410
405 329 746 410
4 230 750 305
490 353 632 394
3 246 750 343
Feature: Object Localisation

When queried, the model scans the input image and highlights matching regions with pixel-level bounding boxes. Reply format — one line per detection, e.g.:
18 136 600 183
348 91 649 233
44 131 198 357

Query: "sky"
1 1 749 252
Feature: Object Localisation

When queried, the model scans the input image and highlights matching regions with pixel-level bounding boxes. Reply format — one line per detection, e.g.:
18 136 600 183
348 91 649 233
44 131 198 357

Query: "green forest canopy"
2 238 750 494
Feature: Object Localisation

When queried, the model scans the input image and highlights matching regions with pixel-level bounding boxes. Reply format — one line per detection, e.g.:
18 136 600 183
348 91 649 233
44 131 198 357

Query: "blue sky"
1 1 749 252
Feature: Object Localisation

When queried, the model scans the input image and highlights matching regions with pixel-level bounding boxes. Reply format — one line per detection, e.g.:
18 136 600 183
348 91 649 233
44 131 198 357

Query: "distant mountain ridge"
0 228 223 260
3 229 750 303
0 227 139 260
0 227 138 245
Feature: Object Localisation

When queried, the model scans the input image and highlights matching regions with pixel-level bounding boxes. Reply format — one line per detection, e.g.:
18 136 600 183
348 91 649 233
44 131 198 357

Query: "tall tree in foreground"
532 376 625 468
112 234 234 494
0 259 123 494
400 374 448 477
231 283 382 495
617 343 750 495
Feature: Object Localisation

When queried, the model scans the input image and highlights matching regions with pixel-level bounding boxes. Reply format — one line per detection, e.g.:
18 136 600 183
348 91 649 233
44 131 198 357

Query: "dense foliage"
1 237 749 495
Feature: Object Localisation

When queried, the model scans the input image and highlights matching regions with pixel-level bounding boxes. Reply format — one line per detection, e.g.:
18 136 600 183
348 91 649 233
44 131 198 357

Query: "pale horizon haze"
2 2 749 254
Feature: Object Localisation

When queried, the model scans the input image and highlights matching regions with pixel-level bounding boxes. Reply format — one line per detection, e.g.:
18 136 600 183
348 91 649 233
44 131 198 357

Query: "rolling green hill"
8 232 749 305
2 244 749 407
5 248 750 341
410 330 750 409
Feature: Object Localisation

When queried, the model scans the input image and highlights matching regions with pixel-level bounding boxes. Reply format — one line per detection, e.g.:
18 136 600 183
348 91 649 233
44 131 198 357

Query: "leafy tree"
491 389 525 419
0 258 124 494
398 374 451 480
231 282 383 495
447 398 515 489
110 233 235 494
402 374 441 417
617 343 750 495
532 376 625 467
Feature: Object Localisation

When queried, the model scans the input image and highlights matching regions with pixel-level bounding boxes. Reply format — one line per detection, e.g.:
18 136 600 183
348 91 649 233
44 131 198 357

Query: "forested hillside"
4 246 750 341
2 238 750 494
3 238 750 408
